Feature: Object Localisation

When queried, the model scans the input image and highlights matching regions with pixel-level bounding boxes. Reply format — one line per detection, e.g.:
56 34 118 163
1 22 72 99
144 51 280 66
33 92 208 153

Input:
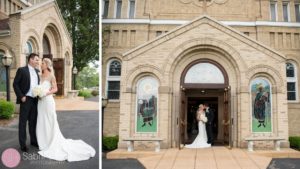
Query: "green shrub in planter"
0 100 15 119
91 90 99 96
289 136 300 150
103 136 119 150
78 90 92 98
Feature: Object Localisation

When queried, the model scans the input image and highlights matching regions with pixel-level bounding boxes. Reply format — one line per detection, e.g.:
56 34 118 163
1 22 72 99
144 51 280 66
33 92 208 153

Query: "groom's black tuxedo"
205 108 214 144
13 66 40 104
13 65 40 149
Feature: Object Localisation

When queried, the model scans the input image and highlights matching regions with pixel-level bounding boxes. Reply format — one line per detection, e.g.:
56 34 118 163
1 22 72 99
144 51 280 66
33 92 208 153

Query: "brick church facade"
102 0 300 149
0 0 73 102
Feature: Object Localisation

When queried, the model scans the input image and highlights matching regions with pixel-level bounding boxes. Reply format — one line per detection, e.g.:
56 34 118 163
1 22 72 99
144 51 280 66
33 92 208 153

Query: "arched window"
136 76 158 133
250 78 272 133
25 38 38 63
43 35 51 55
26 41 33 54
0 50 6 92
286 62 298 101
106 60 121 100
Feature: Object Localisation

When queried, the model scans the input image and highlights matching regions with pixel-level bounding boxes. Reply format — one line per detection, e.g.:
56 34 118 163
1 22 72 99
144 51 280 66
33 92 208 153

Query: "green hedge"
0 100 15 119
78 90 92 98
103 136 119 150
91 90 99 96
289 136 300 150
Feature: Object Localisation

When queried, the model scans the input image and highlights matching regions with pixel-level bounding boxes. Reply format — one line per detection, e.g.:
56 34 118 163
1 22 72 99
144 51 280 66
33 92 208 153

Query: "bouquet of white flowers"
32 85 46 98
200 113 208 123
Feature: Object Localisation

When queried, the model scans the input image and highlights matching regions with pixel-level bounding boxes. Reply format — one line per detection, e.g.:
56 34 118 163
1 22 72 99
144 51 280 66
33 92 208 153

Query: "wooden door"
53 58 64 96
179 86 186 149
223 86 231 146
43 54 53 60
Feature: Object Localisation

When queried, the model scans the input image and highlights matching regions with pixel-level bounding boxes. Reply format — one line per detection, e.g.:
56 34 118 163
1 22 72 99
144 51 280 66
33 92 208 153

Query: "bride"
185 104 211 148
36 58 96 161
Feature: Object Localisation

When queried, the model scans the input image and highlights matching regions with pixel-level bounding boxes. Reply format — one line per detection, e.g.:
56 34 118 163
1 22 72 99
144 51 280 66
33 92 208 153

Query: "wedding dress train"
36 80 96 161
185 120 211 148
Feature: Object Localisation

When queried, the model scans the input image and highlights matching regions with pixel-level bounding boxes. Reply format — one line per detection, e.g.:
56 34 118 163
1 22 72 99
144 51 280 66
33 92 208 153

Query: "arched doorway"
179 59 231 148
43 24 64 96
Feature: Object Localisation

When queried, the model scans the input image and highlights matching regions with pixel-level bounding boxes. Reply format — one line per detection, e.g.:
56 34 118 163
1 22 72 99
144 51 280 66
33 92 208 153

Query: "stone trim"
122 15 286 61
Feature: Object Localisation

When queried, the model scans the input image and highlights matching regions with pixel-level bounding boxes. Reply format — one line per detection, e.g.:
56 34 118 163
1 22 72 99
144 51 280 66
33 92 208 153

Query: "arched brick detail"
124 65 163 90
246 65 285 92
164 38 246 77
103 53 123 66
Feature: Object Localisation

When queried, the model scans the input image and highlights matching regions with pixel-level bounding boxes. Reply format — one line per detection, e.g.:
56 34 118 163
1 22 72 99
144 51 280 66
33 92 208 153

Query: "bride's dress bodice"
41 80 51 90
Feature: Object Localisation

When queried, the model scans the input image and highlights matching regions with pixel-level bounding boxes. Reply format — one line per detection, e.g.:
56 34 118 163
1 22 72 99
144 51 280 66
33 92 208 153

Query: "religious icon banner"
251 78 272 132
136 77 158 133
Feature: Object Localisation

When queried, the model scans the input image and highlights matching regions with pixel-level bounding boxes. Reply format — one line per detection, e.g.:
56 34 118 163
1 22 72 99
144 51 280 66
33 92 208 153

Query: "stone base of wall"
103 101 120 136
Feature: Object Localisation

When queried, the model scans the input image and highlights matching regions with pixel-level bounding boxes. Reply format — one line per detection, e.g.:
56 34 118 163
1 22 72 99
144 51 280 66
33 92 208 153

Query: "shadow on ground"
267 158 300 169
102 156 145 169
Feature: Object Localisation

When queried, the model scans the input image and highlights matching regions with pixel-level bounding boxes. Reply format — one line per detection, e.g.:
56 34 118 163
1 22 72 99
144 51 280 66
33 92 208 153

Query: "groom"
204 103 214 145
13 53 40 152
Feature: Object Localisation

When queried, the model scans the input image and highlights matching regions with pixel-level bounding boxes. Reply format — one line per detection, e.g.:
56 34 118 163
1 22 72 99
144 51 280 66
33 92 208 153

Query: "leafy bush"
289 136 300 150
91 90 99 96
103 136 119 150
78 90 92 98
0 100 15 119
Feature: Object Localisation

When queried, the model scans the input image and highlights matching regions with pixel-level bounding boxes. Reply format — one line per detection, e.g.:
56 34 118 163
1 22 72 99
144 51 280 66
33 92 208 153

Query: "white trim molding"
102 19 300 27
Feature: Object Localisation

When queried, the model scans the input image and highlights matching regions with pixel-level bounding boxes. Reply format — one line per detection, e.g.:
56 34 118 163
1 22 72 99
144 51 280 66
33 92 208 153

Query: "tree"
56 0 99 72
76 66 99 89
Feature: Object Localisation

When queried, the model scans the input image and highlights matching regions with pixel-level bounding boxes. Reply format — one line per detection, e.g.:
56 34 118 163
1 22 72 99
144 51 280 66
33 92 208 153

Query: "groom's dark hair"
204 103 209 107
27 53 39 62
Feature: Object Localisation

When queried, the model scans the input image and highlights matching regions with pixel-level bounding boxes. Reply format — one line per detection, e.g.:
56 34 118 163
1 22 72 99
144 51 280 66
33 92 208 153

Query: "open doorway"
185 97 220 145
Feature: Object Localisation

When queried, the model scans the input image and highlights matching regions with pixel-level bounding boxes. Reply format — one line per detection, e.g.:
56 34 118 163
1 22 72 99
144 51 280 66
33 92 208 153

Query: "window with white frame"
283 2 290 22
270 1 277 21
102 0 109 18
128 0 135 19
115 0 122 19
295 3 300 22
286 62 298 101
107 60 121 100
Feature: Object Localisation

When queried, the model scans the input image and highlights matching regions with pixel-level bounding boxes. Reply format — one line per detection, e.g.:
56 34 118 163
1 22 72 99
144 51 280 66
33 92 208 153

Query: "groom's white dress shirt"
26 65 39 97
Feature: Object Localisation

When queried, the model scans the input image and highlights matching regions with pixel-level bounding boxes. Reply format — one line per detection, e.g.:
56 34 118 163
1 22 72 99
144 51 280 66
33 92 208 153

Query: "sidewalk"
55 96 99 111
107 147 300 169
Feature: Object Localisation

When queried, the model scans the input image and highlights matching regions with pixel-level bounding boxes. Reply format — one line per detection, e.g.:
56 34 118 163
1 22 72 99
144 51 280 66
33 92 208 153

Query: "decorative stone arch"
23 29 41 52
246 65 285 93
285 54 300 69
164 37 246 77
42 23 62 59
103 53 123 66
124 65 163 92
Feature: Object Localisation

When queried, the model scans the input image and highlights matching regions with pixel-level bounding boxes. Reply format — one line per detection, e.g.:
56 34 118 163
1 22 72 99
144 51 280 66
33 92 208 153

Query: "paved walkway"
55 96 99 111
0 110 99 169
107 147 300 169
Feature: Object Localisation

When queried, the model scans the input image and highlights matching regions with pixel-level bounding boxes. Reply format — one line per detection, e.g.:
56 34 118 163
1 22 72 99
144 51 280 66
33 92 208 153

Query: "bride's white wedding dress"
36 79 96 161
185 116 211 148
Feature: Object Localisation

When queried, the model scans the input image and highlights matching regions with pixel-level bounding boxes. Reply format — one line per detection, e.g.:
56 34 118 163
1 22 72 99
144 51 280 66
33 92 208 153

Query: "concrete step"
251 148 300 158
106 149 164 159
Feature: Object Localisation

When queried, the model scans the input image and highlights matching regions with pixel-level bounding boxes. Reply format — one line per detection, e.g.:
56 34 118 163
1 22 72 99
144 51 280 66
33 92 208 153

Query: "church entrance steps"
106 147 300 168
106 148 165 159
250 148 300 158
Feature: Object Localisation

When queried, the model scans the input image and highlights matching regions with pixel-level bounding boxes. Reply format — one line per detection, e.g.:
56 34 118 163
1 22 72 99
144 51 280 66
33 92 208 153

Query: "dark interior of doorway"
185 97 223 146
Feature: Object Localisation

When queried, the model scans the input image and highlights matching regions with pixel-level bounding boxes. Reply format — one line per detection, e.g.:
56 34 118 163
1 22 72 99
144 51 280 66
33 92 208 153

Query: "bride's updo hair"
42 58 55 75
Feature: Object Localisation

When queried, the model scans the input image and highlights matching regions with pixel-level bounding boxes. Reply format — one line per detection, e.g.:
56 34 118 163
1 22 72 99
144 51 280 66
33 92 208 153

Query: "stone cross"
199 0 211 13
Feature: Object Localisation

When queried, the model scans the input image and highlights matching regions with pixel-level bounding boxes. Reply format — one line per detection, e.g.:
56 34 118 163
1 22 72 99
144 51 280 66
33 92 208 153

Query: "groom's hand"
21 96 26 103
